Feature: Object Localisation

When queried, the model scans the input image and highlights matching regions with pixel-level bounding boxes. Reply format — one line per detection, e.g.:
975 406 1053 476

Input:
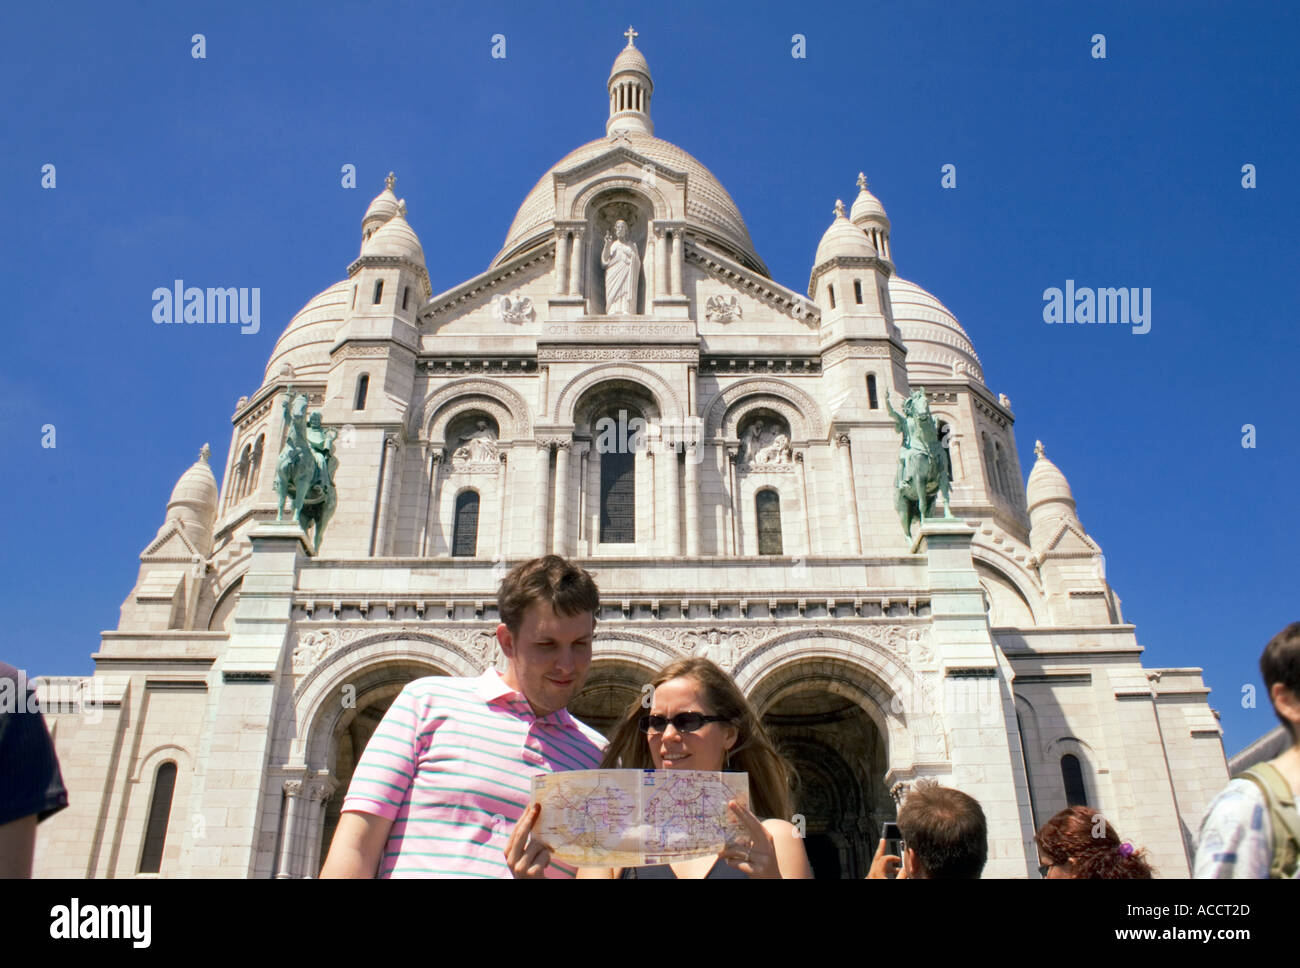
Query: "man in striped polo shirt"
320 555 606 878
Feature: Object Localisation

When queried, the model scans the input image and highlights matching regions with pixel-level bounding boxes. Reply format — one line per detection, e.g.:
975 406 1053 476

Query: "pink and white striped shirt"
341 667 606 878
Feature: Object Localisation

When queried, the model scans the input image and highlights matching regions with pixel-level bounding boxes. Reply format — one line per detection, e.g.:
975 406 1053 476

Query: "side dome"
814 201 875 265
889 276 985 385
363 209 426 268
1026 441 1078 515
493 132 767 275
159 444 219 557
263 280 350 385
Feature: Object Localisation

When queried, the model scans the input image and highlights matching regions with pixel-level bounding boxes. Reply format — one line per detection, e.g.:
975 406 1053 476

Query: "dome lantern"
606 27 654 138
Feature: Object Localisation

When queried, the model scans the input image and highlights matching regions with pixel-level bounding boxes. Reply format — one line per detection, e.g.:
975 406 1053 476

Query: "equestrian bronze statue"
885 388 955 539
273 388 339 553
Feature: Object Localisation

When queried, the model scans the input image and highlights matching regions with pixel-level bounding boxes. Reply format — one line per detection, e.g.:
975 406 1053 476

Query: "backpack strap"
1236 763 1300 879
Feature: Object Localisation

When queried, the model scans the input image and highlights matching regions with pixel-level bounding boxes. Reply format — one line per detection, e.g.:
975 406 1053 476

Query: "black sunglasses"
638 712 730 734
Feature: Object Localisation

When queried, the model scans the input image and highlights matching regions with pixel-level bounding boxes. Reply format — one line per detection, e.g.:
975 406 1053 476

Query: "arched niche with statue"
445 412 501 466
588 191 651 315
736 410 794 471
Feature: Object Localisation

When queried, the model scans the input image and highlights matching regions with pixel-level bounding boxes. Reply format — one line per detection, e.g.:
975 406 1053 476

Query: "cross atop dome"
857 172 868 190
624 25 638 46
385 171 396 190
834 198 847 219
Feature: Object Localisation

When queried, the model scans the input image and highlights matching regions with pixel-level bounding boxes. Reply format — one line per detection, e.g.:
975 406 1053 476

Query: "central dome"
492 131 767 275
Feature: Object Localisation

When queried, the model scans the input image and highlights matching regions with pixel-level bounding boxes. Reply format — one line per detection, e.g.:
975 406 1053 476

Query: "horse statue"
885 388 954 539
273 388 338 553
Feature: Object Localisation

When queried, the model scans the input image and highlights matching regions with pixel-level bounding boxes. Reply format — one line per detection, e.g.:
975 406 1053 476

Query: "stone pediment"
141 522 202 562
1041 519 1100 557
422 247 552 330
688 243 818 329
553 144 689 197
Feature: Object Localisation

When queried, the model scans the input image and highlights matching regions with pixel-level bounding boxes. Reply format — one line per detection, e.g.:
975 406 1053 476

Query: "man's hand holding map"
530 769 751 867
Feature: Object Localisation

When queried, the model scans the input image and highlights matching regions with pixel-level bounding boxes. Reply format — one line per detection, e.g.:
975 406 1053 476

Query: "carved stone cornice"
538 346 698 363
346 254 434 298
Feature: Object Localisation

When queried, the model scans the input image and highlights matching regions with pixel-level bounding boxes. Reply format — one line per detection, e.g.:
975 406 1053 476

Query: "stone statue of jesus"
601 219 640 315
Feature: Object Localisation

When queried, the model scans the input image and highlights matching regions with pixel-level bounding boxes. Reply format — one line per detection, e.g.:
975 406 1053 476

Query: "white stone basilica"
35 32 1228 878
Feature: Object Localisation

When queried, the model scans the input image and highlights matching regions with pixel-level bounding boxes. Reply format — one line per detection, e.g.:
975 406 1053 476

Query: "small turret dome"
363 203 426 268
362 172 400 243
1026 440 1078 514
850 172 889 225
814 199 876 266
160 444 219 556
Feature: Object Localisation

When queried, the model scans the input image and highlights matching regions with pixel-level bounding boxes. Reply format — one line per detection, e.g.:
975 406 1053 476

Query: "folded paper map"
531 769 751 867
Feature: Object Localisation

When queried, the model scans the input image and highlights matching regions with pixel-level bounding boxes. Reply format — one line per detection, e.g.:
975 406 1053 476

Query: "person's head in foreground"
896 780 987 879
1262 621 1300 748
1035 805 1154 879
601 656 793 820
495 555 599 717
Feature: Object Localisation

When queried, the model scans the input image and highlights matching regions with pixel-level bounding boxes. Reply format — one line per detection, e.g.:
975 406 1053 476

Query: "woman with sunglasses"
575 657 813 879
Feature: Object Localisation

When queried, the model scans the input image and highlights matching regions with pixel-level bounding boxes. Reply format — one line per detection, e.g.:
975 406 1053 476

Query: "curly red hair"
1035 806 1154 879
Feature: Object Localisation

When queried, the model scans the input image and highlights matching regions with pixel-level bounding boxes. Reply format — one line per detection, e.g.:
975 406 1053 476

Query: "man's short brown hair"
1261 621 1300 741
497 556 600 635
896 780 987 879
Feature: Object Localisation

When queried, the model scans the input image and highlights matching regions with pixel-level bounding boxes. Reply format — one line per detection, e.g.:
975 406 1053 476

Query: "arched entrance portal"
317 659 446 874
762 688 887 878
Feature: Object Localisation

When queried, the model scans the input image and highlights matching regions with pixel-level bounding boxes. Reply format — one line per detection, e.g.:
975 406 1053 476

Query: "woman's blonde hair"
599 657 795 821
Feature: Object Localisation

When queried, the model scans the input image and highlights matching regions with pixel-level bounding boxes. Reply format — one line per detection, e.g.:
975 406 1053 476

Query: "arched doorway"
315 659 446 874
761 688 887 878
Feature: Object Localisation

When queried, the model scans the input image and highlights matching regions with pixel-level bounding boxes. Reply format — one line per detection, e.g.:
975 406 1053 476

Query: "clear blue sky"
1 0 1296 757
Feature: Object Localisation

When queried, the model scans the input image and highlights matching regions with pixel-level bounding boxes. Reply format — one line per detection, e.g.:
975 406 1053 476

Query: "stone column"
534 441 551 556
796 450 814 555
275 780 304 879
554 230 570 294
552 440 571 556
670 230 683 296
421 450 441 556
569 228 584 303
496 453 508 557
835 433 863 555
373 434 400 556
303 778 336 878
655 225 668 299
684 442 700 556
663 442 681 556
726 447 740 555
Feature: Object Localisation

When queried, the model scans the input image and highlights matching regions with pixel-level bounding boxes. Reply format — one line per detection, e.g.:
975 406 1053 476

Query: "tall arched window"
853 279 863 304
937 421 955 480
138 761 178 874
994 441 1011 497
982 433 999 497
600 446 635 543
866 374 879 410
402 286 410 310
372 279 384 304
452 490 480 557
354 374 369 411
233 445 251 502
756 489 783 555
828 284 836 309
1060 754 1088 807
247 434 264 497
